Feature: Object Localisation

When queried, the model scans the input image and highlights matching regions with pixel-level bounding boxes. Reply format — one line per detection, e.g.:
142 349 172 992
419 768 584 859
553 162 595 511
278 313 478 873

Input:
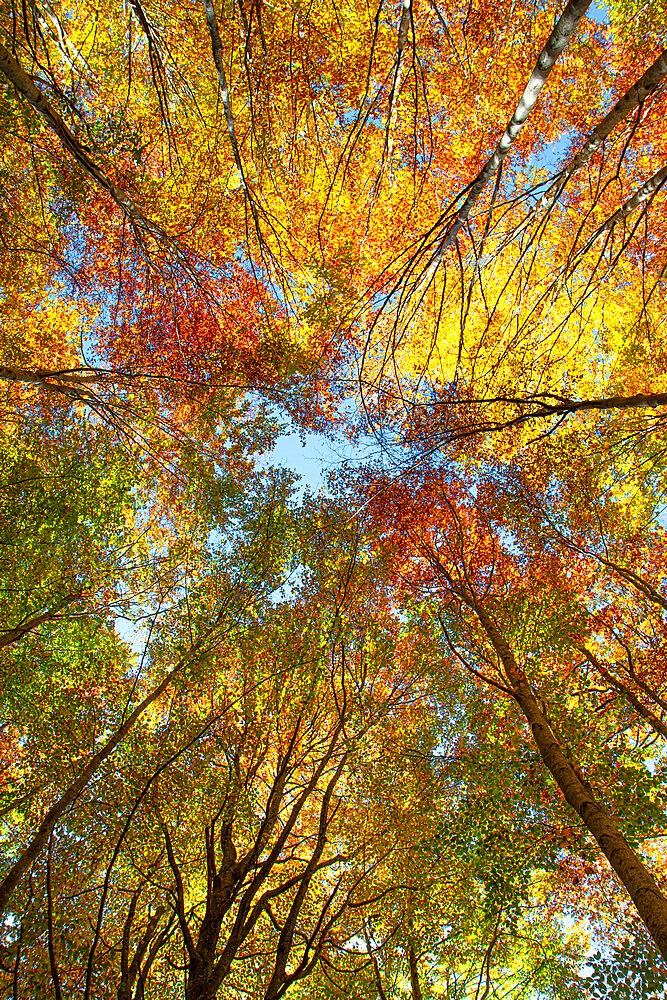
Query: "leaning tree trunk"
0 627 218 916
466 599 667 961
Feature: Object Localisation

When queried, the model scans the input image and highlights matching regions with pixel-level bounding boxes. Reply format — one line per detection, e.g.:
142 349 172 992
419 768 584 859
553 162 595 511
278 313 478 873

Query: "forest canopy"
1 0 667 995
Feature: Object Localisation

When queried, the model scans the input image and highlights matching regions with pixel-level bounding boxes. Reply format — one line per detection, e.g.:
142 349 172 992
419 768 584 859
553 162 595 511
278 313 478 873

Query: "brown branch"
0 595 83 650
579 647 667 741
406 914 423 1000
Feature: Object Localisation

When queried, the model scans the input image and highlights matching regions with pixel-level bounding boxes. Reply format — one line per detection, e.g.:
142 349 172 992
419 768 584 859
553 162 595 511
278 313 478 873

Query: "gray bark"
0 42 167 243
432 0 592 262
513 48 667 234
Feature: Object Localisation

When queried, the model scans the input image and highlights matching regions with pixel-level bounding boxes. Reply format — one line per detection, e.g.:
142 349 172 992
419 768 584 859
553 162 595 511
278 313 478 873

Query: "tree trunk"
509 48 667 238
432 0 592 261
407 942 423 1000
0 42 164 241
469 601 667 961
0 637 209 915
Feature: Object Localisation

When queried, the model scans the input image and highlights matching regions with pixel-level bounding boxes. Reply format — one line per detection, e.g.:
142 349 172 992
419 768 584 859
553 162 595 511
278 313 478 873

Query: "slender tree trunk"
536 392 667 414
363 921 388 1000
0 366 100 385
0 637 209 915
591 162 667 241
407 942 423 1000
432 0 592 261
385 0 412 174
510 48 667 236
594 556 667 614
203 0 265 251
467 600 667 961
0 43 165 241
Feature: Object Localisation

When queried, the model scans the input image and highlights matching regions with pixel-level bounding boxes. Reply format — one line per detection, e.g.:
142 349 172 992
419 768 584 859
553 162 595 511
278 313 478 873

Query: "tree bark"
363 921 388 1000
0 43 167 243
385 0 412 169
407 942 423 1000
510 48 667 236
0 636 210 915
465 599 667 961
591 162 667 241
432 0 592 262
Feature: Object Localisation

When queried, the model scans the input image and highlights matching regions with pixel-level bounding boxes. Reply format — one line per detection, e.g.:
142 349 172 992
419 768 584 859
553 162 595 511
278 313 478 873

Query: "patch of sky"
645 744 667 774
255 425 328 497
526 132 576 175
587 0 610 24
115 618 151 656
254 411 384 500
496 524 523 556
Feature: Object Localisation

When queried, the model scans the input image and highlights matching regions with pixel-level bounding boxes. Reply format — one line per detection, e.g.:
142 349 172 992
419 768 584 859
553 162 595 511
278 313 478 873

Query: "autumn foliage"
1 0 667 996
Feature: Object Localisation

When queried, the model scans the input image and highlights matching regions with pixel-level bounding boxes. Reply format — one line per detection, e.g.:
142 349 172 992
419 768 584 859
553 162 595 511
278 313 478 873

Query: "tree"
351 465 667 962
